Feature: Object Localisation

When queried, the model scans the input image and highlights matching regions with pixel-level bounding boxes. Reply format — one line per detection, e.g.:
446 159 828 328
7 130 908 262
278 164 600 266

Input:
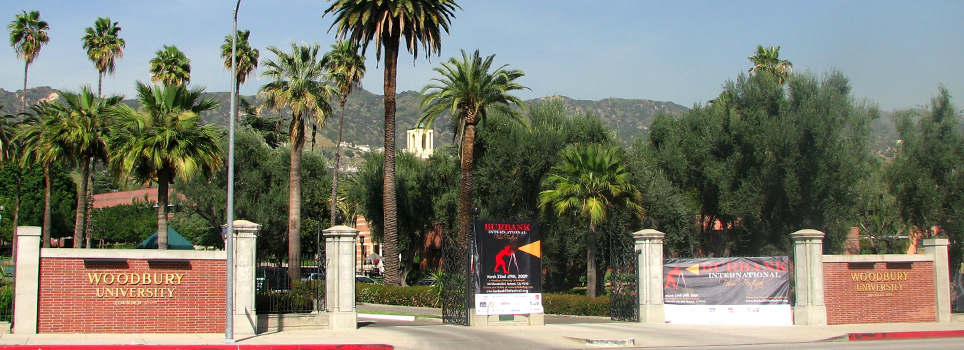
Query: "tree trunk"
73 157 91 248
97 72 103 98
22 63 29 113
156 169 170 250
84 163 95 249
42 166 51 248
330 98 348 226
287 112 305 281
381 38 401 286
586 223 598 298
457 112 478 249
12 168 22 261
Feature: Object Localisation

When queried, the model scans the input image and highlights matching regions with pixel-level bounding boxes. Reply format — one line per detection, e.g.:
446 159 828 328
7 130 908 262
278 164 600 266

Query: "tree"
149 45 191 87
259 42 335 280
82 17 125 97
109 82 222 250
8 10 49 112
324 0 461 286
418 50 528 248
538 144 644 298
47 87 123 247
322 40 366 226
17 102 72 247
748 45 792 84
220 29 259 102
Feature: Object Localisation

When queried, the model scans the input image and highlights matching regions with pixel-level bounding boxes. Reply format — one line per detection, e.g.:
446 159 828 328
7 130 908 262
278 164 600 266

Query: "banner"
663 256 791 325
473 220 542 315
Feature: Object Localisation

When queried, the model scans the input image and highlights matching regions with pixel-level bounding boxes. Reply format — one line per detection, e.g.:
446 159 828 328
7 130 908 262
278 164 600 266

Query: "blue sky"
2 1 963 111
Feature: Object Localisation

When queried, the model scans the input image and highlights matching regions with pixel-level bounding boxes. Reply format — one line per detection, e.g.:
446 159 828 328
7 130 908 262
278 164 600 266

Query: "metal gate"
439 232 470 325
608 233 639 322
254 231 326 314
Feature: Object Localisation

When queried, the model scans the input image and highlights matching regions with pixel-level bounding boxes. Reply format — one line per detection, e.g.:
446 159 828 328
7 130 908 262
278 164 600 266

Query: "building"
405 127 434 159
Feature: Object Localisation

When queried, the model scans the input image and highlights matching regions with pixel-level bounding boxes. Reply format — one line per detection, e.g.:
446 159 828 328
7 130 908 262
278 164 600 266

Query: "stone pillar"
791 229 826 326
922 238 951 323
13 227 41 334
634 229 665 323
231 220 260 336
324 225 359 330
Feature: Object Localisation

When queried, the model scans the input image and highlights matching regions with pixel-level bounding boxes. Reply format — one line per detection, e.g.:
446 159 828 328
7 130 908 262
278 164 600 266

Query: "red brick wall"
824 261 935 325
38 258 226 333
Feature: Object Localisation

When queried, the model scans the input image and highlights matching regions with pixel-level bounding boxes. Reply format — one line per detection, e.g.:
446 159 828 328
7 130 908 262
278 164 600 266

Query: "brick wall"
824 261 936 325
37 257 226 333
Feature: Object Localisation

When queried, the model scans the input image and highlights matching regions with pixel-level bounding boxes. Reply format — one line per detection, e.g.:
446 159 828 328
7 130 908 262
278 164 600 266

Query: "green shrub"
543 293 610 317
356 283 437 307
0 284 11 321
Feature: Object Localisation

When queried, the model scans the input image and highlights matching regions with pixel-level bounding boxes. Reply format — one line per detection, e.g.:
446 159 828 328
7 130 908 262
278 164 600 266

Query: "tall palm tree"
324 0 461 287
748 45 793 84
8 10 50 113
418 50 528 248
17 102 70 248
47 87 123 247
149 45 191 87
322 40 366 227
538 144 644 298
82 17 125 97
220 29 259 100
109 82 221 250
259 42 335 280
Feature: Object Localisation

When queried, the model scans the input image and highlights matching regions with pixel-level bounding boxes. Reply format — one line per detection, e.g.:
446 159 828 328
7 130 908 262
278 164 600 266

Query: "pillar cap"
633 229 665 241
15 226 41 237
323 225 360 237
791 229 825 241
922 237 950 247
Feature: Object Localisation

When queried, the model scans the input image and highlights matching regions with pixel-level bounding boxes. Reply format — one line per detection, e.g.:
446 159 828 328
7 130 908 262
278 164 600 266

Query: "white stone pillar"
13 226 41 334
231 220 260 336
634 229 665 323
791 229 826 326
324 225 359 330
922 238 951 323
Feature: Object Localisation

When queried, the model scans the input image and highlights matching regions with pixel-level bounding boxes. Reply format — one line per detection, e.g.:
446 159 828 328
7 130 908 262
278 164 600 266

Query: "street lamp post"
225 0 240 344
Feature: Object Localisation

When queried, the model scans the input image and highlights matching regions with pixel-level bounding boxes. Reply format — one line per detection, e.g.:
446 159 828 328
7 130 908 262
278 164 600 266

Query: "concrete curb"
848 330 964 341
0 346 393 350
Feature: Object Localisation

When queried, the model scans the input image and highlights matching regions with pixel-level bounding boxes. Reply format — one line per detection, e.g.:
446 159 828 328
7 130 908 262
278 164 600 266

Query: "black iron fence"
608 233 639 322
255 241 326 314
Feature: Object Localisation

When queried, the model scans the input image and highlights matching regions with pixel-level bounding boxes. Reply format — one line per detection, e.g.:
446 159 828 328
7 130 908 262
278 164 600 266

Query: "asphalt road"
663 338 964 350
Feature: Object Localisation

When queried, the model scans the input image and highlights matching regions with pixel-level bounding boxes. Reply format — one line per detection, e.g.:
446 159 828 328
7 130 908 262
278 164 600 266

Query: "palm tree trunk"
287 113 305 281
330 99 348 226
72 157 91 248
42 166 51 248
22 63 29 113
12 168 22 261
157 169 170 250
84 162 95 249
97 72 103 98
381 38 401 286
587 223 598 298
457 114 478 249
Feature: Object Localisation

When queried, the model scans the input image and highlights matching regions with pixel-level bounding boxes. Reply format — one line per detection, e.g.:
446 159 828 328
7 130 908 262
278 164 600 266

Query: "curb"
848 330 964 341
0 345 393 350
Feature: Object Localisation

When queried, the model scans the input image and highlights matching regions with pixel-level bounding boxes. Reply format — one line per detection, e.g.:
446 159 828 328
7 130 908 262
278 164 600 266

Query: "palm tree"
748 45 793 84
538 144 644 298
418 50 528 248
259 42 335 280
324 0 461 287
0 105 35 257
109 82 221 250
17 102 70 248
220 29 259 100
322 40 366 227
47 87 123 247
8 10 50 113
149 45 191 87
82 17 125 97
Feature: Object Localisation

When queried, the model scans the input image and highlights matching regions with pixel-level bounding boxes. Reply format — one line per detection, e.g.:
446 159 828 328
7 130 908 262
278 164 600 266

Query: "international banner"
663 256 792 325
473 220 543 316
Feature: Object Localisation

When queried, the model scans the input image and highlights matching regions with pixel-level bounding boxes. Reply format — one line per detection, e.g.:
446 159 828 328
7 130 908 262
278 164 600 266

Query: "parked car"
256 266 292 292
414 277 437 286
355 275 377 284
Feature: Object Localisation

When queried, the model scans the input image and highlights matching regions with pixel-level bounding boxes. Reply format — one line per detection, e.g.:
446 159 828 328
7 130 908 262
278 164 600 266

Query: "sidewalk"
1 306 963 350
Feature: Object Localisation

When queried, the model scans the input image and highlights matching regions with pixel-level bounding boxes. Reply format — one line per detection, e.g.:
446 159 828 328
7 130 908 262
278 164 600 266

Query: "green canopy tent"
137 227 195 250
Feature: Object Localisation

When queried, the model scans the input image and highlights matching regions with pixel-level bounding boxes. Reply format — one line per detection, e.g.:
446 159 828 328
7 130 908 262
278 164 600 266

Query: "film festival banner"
473 220 543 316
663 256 792 325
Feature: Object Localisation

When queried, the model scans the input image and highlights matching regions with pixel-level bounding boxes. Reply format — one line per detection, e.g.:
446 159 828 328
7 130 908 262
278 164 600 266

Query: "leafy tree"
539 144 643 297
109 82 222 250
82 17 125 97
888 87 964 267
325 0 461 286
419 49 528 250
259 42 336 280
0 105 39 255
322 40 366 226
149 45 191 87
17 102 72 247
0 165 75 245
748 45 792 84
91 201 156 245
8 10 49 112
220 29 259 102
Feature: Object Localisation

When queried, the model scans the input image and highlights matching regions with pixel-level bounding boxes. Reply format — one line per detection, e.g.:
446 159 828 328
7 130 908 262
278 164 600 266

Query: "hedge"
355 284 611 317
